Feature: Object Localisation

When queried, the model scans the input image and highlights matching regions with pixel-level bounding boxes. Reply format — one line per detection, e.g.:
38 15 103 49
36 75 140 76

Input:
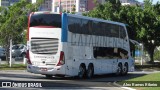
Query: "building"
53 0 86 12
87 0 105 11
0 0 142 12
53 0 75 12
32 0 142 13
87 0 142 11
0 0 32 7
38 0 52 11
120 0 141 5
0 0 20 7
52 0 105 12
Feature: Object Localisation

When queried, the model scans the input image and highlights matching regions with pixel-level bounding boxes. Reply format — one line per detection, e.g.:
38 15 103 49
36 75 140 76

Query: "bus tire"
78 64 86 79
86 64 94 79
122 63 128 75
45 75 53 78
116 63 122 76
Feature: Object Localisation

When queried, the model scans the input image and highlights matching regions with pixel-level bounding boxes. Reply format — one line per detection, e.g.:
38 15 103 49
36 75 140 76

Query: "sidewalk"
0 60 23 64
0 70 27 72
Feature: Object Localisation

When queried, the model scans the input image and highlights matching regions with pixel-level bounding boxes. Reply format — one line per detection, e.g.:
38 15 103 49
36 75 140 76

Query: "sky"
138 0 159 4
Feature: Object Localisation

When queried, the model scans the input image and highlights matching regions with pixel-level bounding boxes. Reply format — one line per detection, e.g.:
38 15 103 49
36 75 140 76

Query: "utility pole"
9 39 12 67
59 0 62 13
76 0 80 12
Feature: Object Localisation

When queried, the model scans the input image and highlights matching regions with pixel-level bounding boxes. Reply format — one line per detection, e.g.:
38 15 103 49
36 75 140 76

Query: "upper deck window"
30 14 61 28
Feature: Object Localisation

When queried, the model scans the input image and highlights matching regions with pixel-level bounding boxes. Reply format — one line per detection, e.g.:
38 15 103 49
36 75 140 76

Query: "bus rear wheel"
78 64 86 79
86 64 94 79
122 63 128 75
116 63 122 76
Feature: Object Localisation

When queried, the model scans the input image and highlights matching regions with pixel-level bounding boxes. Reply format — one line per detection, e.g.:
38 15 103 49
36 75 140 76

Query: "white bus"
26 11 134 78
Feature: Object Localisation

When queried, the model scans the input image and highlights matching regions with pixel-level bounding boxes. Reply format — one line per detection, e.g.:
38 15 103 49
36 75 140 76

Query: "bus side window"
68 17 75 33
107 23 112 37
88 20 93 35
120 26 126 39
81 19 89 34
92 21 98 35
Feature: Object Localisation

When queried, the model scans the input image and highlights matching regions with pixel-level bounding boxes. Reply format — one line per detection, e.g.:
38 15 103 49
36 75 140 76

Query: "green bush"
154 50 160 61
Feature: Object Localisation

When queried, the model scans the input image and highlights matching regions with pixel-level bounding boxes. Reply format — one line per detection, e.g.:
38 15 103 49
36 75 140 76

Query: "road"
0 70 158 90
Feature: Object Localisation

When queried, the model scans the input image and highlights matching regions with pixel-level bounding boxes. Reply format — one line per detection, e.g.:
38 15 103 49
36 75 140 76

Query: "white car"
12 44 27 58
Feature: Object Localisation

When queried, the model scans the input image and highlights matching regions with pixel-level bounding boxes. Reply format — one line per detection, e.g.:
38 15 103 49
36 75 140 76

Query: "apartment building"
0 0 20 7
53 0 87 12
33 0 142 12
38 0 52 11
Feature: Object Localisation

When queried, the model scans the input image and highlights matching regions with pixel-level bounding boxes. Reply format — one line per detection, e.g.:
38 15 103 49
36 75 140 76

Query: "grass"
0 64 26 70
127 72 160 81
119 72 160 90
135 65 160 71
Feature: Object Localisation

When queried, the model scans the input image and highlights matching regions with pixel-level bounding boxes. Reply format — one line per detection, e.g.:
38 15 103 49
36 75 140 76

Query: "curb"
0 70 27 72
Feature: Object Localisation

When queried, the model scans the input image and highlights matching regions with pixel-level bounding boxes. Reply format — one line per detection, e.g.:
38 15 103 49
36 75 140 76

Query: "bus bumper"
27 64 65 75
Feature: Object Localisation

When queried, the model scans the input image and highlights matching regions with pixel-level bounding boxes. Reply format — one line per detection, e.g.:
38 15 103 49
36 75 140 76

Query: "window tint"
88 20 93 34
81 19 88 34
101 22 106 36
68 16 127 39
120 26 126 39
30 14 61 27
68 17 75 32
93 47 128 59
19 45 23 49
12 45 19 49
68 17 82 33
111 25 119 37
92 21 98 35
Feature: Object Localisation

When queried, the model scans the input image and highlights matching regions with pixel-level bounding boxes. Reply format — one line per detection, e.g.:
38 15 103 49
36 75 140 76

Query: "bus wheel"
86 64 94 79
122 63 128 75
116 63 122 76
78 64 86 79
45 75 53 78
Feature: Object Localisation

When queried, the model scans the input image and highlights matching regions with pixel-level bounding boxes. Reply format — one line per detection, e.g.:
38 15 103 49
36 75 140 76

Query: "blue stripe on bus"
61 13 68 42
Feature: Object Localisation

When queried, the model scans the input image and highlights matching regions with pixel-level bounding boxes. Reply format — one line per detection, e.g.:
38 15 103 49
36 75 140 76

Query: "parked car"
0 47 6 60
12 44 27 59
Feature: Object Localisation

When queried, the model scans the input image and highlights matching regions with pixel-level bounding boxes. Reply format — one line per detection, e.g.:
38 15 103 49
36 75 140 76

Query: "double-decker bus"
26 11 134 78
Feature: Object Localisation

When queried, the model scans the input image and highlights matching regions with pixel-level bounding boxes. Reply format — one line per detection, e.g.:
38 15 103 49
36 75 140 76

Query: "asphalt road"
0 70 159 90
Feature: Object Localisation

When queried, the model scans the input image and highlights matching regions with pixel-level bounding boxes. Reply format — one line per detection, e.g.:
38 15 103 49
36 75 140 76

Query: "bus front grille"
31 38 59 54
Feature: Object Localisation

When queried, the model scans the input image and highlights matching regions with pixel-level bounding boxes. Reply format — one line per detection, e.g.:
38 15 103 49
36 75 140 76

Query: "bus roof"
31 11 126 27
32 11 60 15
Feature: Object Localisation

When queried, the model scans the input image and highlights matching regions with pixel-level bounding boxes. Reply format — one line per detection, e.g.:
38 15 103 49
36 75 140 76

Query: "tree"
117 0 158 62
85 0 160 62
0 0 41 64
138 0 160 63
71 5 76 14
154 50 160 61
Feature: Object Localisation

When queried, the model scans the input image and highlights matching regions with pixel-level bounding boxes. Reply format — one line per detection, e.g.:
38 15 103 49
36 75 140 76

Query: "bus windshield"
30 14 61 27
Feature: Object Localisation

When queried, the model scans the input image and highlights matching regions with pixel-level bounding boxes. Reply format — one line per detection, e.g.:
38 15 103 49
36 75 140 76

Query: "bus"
26 11 134 78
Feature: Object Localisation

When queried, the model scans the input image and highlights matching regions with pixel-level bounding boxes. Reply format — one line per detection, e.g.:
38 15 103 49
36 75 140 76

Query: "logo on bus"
34 56 54 59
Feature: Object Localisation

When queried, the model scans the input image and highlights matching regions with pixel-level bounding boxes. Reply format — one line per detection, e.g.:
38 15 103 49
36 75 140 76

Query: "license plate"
40 68 48 71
